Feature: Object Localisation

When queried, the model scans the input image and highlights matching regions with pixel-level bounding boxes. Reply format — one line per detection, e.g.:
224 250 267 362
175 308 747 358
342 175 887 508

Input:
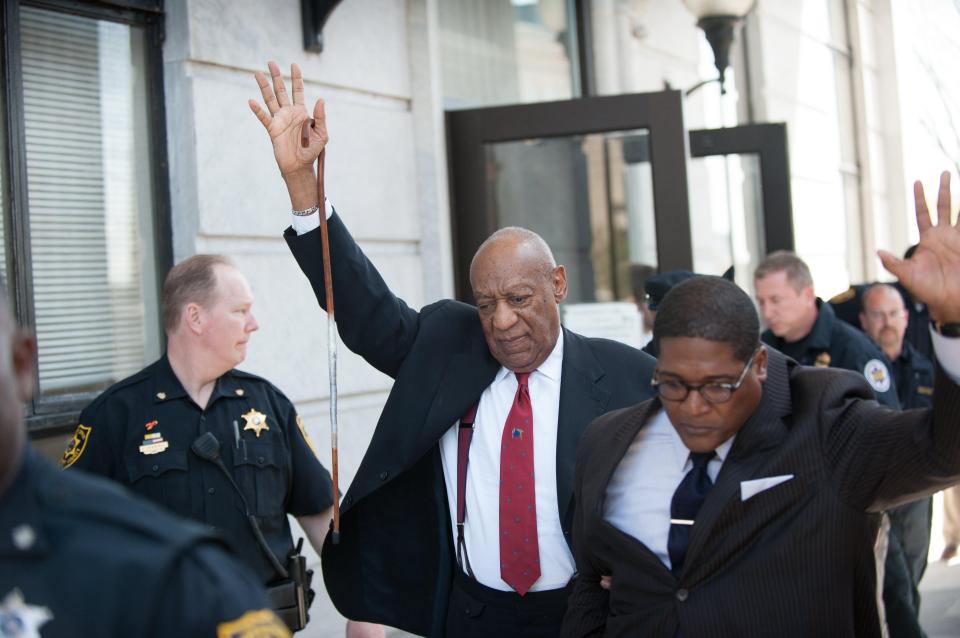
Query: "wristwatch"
932 321 960 338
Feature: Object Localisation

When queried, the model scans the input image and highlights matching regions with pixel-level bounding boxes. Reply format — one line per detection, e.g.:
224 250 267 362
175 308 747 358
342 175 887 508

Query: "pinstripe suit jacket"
562 348 960 638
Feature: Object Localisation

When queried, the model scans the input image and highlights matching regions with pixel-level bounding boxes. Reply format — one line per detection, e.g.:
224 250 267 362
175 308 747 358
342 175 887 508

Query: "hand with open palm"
879 171 960 324
249 61 327 209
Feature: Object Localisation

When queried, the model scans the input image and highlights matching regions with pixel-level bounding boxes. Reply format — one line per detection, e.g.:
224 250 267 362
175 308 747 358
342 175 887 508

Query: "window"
1 0 170 432
439 0 581 109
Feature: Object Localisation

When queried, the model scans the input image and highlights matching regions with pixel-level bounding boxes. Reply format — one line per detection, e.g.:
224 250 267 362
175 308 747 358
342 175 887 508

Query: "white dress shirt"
603 411 734 570
438 333 574 592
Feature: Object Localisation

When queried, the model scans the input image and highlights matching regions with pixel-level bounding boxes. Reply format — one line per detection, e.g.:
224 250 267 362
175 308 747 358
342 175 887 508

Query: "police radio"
191 432 313 632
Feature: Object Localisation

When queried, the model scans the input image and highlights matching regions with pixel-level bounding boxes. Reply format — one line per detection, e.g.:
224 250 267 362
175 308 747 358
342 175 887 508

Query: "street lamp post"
681 0 757 95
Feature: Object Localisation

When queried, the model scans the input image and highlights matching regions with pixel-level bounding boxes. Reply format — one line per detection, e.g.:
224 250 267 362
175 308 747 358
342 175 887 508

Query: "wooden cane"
301 118 340 544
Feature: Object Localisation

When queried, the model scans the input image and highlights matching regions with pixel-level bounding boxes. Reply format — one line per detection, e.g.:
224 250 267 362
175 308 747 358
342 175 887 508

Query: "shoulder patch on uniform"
863 359 891 393
829 287 856 304
296 415 318 457
60 424 92 469
217 609 291 638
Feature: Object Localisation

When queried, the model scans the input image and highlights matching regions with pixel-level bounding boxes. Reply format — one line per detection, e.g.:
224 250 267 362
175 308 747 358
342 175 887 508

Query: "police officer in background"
62 255 336 633
754 250 900 408
0 281 291 638
640 267 735 357
830 245 933 362
861 283 934 638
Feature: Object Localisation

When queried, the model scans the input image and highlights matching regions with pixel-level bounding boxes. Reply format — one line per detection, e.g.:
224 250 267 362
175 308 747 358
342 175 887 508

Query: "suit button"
379 471 389 481
208 487 215 494
676 588 689 602
152 464 159 472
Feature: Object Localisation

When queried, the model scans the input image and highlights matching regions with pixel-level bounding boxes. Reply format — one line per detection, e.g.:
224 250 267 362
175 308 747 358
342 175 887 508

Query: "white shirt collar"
494 330 564 383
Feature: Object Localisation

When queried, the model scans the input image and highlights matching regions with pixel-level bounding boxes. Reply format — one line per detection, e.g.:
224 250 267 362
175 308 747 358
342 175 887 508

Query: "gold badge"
216 609 291 638
814 352 831 368
296 415 318 457
60 424 92 469
917 385 934 396
241 409 269 438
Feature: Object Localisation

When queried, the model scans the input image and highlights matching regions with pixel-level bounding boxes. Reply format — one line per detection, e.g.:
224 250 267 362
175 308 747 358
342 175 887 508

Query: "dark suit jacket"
285 214 656 636
562 349 960 638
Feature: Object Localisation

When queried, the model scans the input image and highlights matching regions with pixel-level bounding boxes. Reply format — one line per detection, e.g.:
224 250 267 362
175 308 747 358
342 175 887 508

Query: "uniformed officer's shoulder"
228 368 297 406
35 457 214 551
80 360 159 415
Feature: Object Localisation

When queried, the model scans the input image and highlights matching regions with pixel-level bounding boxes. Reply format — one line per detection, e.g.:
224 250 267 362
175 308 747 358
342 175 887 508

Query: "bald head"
469 227 567 373
469 227 557 285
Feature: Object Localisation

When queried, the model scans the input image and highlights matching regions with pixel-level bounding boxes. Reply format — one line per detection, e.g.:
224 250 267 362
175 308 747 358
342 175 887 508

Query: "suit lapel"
681 349 795 579
419 350 500 452
556 329 611 522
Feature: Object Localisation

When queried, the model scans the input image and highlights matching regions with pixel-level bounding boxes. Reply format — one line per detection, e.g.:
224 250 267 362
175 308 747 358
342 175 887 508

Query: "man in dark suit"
249 61 657 637
562 172 960 637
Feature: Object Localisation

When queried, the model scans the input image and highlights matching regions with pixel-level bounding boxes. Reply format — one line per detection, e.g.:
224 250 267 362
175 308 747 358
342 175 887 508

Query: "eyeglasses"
651 348 760 404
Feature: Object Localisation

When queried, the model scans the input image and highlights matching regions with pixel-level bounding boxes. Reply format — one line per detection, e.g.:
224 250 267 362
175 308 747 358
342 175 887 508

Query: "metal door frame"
446 90 692 301
688 122 794 253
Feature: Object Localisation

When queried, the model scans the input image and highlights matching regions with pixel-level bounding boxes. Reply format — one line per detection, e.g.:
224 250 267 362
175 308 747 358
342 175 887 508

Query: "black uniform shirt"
890 340 935 410
1 447 291 638
62 355 334 583
762 299 900 408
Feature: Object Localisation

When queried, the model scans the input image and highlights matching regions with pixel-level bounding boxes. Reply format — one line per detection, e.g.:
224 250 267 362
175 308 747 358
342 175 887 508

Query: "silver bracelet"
292 204 320 217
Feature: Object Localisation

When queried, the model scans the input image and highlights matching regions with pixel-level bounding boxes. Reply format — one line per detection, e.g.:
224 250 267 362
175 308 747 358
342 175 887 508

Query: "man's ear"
753 345 769 383
12 329 36 403
553 265 568 303
183 302 204 335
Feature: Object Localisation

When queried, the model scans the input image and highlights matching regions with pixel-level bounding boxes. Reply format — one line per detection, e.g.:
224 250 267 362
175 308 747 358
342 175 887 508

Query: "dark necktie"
668 451 715 575
499 372 540 595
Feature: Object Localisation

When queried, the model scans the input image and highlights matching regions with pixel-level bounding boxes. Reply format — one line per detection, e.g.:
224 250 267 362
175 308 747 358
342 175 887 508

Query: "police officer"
860 283 934 638
0 282 290 638
61 255 335 631
829 247 933 362
754 250 900 408
641 267 735 357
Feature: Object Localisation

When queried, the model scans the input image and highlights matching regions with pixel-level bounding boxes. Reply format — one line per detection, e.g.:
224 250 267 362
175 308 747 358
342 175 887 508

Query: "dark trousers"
445 571 570 638
883 498 932 638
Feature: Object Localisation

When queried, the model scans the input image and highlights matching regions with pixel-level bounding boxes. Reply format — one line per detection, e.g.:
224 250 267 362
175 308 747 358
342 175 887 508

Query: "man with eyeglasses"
561 172 960 638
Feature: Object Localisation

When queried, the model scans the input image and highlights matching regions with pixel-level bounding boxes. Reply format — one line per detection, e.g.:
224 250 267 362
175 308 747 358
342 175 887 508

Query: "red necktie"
499 372 540 595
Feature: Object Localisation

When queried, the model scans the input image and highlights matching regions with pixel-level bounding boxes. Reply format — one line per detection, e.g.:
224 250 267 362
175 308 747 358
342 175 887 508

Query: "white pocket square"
740 475 794 501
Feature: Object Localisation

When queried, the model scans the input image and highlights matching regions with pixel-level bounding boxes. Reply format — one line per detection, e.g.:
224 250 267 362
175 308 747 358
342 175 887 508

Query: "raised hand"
249 61 327 179
879 171 960 324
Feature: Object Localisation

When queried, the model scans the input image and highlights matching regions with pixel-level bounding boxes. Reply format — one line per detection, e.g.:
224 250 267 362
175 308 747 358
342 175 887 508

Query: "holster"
266 539 315 632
